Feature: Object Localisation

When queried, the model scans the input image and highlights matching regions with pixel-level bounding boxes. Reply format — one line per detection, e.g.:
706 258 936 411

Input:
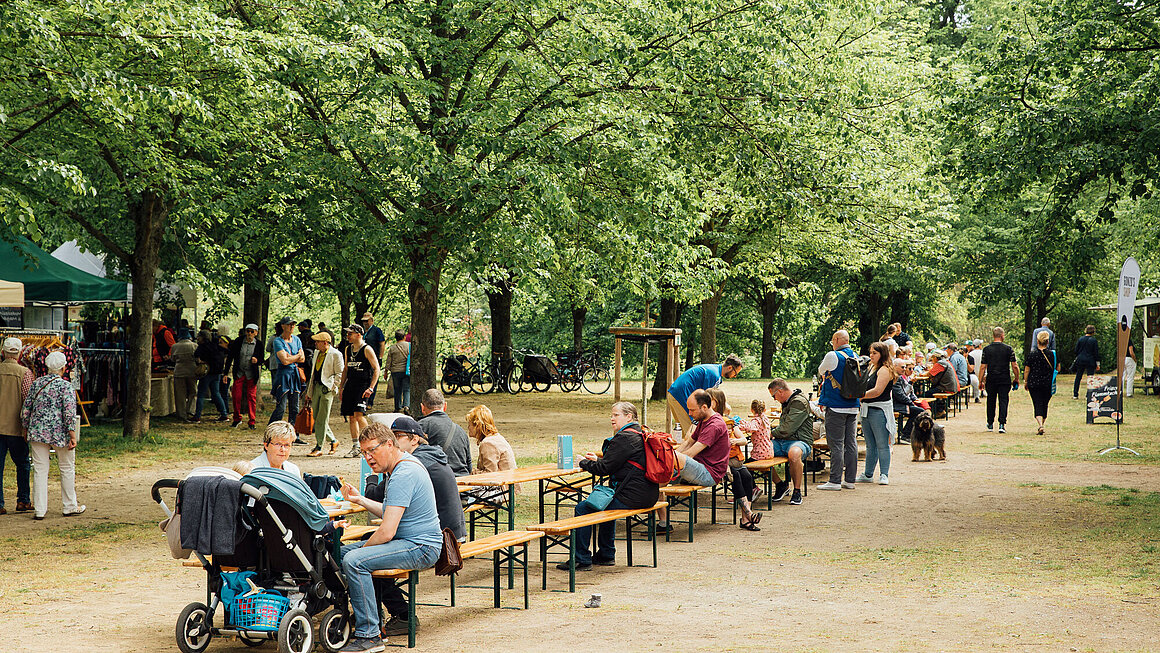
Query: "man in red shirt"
656 389 730 533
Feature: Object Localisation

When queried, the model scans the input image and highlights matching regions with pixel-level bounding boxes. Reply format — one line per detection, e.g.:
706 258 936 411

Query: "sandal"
751 512 762 525
739 519 761 532
307 447 323 457
1037 426 1045 435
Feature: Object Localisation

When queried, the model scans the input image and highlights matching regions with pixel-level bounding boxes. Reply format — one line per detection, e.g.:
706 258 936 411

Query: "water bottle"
673 423 683 441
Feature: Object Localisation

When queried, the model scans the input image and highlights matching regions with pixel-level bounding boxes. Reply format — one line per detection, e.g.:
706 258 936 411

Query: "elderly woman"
250 421 302 478
1023 330 1058 435
463 404 516 505
22 351 84 519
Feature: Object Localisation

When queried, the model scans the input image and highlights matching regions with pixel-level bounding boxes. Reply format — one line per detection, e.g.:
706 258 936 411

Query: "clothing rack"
78 347 128 352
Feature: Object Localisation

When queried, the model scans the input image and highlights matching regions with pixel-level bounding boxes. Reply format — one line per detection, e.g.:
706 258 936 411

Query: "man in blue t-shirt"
666 354 743 433
269 317 305 439
339 423 442 652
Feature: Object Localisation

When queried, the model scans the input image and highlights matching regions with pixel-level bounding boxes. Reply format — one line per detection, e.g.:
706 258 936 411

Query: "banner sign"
1086 378 1121 424
1117 258 1141 394
0 307 22 329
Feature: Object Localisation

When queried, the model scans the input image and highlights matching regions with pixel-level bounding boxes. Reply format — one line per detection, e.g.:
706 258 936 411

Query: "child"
718 398 762 528
738 399 773 461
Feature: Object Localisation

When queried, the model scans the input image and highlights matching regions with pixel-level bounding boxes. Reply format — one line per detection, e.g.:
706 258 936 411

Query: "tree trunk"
651 298 681 399
1022 292 1038 357
123 192 168 439
485 275 514 357
699 285 723 364
260 290 270 339
571 306 587 354
887 290 911 332
338 289 352 333
242 269 266 333
407 263 443 415
760 291 782 378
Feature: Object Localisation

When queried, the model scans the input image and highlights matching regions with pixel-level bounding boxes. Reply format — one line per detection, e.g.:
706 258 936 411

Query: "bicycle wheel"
582 366 612 394
505 364 522 394
440 376 459 395
471 367 496 394
532 378 551 392
559 371 581 392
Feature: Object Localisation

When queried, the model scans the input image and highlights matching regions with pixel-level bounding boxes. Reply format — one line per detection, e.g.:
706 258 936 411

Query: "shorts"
677 457 716 486
771 439 812 459
340 387 370 416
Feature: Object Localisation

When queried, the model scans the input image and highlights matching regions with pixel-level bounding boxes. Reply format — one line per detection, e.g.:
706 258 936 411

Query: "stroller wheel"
318 607 352 652
175 602 214 653
277 608 314 653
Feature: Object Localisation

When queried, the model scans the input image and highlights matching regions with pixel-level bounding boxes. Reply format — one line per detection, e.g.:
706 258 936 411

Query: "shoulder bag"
1044 350 1058 396
396 458 463 575
295 405 314 435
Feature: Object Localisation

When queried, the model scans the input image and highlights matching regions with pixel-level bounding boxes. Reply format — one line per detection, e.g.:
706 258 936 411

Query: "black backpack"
838 352 868 399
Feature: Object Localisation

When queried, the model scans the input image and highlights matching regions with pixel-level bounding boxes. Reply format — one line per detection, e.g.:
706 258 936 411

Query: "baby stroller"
440 354 475 394
520 353 560 392
152 467 352 653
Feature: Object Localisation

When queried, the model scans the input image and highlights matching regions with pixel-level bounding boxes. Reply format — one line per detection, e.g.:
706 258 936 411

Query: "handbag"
434 527 463 576
582 483 616 511
195 362 209 378
297 365 307 385
295 406 314 435
1045 350 1058 396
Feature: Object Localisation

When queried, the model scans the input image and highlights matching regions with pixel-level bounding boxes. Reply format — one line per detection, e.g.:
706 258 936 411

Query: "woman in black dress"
1024 330 1057 435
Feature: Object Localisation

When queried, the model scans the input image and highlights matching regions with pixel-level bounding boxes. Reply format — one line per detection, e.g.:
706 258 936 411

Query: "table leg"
407 571 417 648
493 549 501 608
568 530 576 593
540 537 548 591
522 543 530 609
650 512 657 567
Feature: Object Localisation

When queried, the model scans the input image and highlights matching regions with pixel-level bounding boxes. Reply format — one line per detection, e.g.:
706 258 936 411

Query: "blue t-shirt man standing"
666 354 744 434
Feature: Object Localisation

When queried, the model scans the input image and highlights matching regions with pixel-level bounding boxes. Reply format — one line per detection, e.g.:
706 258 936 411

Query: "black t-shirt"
981 342 1017 386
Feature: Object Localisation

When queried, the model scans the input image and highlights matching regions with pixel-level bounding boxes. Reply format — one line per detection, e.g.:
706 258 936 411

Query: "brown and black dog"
910 410 946 462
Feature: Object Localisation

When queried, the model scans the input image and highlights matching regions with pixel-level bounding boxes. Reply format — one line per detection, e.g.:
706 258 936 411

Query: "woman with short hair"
22 351 84 519
250 421 302 477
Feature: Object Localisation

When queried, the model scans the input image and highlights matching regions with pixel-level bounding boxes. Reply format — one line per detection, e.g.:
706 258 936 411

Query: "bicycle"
578 350 612 394
440 353 479 395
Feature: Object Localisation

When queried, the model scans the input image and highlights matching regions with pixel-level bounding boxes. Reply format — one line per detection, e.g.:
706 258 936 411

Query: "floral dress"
21 374 77 447
739 415 773 460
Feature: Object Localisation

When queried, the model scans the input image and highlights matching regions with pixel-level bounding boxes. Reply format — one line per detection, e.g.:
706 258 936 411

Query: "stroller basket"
231 591 290 632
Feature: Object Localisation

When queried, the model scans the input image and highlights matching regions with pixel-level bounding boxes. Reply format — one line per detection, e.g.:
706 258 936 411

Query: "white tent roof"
50 241 196 308
0 280 24 307
1088 297 1160 311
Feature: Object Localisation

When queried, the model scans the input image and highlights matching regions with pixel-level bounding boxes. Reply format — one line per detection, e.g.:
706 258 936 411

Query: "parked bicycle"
440 353 479 395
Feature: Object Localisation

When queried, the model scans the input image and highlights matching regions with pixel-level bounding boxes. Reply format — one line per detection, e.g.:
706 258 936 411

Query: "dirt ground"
2 379 1158 652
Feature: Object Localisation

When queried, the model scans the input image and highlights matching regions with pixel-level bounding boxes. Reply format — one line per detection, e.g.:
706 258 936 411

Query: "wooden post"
665 339 675 432
614 336 622 401
641 340 649 427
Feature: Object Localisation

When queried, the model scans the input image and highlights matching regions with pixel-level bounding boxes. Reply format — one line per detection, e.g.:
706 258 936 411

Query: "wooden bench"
527 501 668 593
659 485 702 542
744 456 793 508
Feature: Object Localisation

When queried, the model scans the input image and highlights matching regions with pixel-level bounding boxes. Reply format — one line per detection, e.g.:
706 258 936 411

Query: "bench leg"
540 537 548 591
449 571 456 607
407 571 417 648
523 543 530 610
625 516 633 567
568 530 577 593
690 491 697 543
651 512 657 567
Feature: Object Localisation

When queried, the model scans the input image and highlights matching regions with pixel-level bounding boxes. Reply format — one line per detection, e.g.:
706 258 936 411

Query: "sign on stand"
1085 377 1120 424
1100 257 1141 455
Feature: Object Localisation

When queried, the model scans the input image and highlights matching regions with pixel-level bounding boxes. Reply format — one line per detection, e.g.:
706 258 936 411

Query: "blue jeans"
391 372 410 412
341 541 441 638
574 496 628 565
678 456 715 486
195 373 227 419
0 435 31 508
268 389 299 426
862 407 891 477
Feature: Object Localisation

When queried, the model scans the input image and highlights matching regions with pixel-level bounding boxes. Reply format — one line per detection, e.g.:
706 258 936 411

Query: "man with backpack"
816 330 862 491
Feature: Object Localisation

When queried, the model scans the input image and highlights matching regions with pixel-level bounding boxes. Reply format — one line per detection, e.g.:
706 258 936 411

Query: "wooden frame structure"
609 327 682 431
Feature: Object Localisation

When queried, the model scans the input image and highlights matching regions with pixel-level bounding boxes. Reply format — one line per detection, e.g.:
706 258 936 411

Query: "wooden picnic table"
320 499 366 519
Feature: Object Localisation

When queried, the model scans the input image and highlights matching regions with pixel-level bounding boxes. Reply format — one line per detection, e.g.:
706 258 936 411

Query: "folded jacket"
179 475 243 556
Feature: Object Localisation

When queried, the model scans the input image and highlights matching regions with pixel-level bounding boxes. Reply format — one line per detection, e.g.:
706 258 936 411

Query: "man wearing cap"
225 324 263 429
339 324 380 458
361 313 386 407
305 331 344 456
0 338 34 514
269 318 306 438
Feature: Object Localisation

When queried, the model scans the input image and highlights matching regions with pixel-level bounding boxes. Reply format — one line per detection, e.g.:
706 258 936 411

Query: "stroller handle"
151 478 180 504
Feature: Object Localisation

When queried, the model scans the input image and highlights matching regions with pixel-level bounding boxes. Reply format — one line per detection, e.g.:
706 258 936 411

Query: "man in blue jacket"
816 330 860 491
666 354 743 433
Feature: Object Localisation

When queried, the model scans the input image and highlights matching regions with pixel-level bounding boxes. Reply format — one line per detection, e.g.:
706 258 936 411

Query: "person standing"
1072 324 1101 399
22 351 84 519
1023 330 1057 435
361 313 386 407
386 330 410 413
269 317 306 441
857 342 896 485
193 330 228 423
665 354 744 434
170 331 198 421
816 330 860 491
966 340 984 403
225 324 262 429
1124 341 1138 397
0 338 34 515
304 331 343 457
339 324 380 458
151 319 176 368
980 326 1020 433
298 319 316 384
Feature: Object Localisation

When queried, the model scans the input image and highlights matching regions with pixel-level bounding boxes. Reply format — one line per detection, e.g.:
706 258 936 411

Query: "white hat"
245 323 259 331
45 351 67 371
2 337 20 353
925 342 937 351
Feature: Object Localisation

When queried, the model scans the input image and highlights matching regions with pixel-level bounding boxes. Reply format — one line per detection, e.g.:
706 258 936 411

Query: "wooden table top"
321 499 367 518
456 462 583 487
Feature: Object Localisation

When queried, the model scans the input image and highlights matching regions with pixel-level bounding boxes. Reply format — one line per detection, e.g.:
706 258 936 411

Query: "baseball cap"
391 416 424 438
245 323 259 331
346 324 365 335
277 316 297 327
312 332 332 343
299 319 313 328
2 337 20 353
360 312 373 321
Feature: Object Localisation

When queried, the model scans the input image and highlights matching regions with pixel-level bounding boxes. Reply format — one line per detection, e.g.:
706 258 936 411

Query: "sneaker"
998 424 1006 433
556 561 593 571
655 522 674 536
33 513 45 520
771 481 790 502
248 423 256 430
974 398 980 404
63 505 87 516
329 441 339 455
878 475 889 486
382 616 417 637
344 443 361 458
0 507 6 515
854 473 875 483
338 636 385 653
789 489 803 505
292 437 309 445
592 558 615 567
986 423 993 431
231 419 242 428
217 414 230 422
841 481 857 490
751 486 765 503
307 446 323 457
817 481 843 491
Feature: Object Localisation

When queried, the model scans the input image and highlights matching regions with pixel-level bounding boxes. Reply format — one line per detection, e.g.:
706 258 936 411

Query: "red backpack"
626 426 678 485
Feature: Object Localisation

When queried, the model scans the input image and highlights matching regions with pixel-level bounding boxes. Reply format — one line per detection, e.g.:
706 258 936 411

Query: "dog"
910 410 946 462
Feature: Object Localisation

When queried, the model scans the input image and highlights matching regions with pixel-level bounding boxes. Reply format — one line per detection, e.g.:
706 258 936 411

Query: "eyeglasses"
269 441 292 449
361 441 386 458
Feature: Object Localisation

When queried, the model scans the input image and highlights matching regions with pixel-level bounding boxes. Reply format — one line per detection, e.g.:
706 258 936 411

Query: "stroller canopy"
241 467 331 531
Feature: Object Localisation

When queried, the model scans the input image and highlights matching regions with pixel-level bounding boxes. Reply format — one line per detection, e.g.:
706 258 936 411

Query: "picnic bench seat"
744 456 794 507
527 501 668 593
659 485 702 542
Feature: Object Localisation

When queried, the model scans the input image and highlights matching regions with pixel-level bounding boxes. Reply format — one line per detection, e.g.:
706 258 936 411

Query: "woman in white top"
250 421 302 478
304 332 344 456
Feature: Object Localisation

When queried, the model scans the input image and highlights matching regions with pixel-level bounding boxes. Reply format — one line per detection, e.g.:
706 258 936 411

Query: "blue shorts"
677 457 716 486
771 439 812 459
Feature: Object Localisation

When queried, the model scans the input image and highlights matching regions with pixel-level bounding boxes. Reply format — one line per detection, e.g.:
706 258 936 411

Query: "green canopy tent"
1 236 128 304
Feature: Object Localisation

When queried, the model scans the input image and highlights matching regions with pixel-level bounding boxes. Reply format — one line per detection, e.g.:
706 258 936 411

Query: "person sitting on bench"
767 378 814 506
656 389 731 534
338 423 442 653
556 401 660 572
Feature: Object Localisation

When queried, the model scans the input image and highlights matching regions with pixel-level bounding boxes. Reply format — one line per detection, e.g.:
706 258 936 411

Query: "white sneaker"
816 481 843 491
854 473 875 483
344 443 361 458
63 505 87 516
878 475 889 486
841 481 857 490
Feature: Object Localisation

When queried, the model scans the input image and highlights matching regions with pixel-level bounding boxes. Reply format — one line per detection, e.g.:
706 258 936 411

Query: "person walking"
966 339 984 403
22 351 84 519
1124 341 1138 397
386 330 410 413
1023 330 1057 435
0 338 34 515
269 317 306 443
1031 317 1057 354
816 330 860 491
225 324 262 429
1072 325 1102 399
339 324 379 458
980 326 1020 433
304 331 343 457
170 331 198 421
193 331 228 423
